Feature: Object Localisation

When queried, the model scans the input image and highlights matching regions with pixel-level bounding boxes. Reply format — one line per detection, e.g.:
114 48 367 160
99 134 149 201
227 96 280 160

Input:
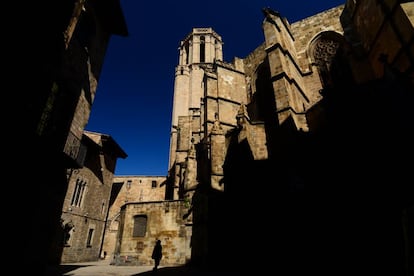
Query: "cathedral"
50 1 413 274
165 0 413 274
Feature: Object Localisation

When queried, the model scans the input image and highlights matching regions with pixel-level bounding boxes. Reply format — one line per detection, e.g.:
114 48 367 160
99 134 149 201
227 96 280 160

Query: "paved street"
46 259 152 276
45 259 241 276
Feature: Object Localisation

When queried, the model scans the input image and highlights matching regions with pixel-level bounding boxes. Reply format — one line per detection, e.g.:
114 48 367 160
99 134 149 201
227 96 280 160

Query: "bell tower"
171 28 223 127
178 27 223 66
167 28 223 198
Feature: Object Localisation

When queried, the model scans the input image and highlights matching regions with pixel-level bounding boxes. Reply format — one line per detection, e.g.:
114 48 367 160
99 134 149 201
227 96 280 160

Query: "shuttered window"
133 215 147 237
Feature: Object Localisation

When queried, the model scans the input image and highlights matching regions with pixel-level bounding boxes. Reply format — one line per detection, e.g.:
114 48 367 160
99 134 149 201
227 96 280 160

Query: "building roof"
83 130 128 158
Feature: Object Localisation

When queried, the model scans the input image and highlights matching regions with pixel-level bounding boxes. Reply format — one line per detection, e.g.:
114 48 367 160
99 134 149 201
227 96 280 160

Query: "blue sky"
85 0 345 176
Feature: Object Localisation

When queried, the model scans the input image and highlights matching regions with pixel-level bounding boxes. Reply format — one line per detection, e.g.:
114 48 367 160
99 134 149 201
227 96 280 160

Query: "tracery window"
312 35 341 88
314 38 340 72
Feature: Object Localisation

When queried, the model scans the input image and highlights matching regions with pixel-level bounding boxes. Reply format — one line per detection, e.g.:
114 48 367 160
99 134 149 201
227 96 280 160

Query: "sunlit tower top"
168 28 223 174
171 28 223 127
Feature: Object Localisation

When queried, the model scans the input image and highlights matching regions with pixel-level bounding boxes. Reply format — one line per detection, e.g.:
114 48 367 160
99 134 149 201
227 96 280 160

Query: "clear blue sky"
85 0 345 176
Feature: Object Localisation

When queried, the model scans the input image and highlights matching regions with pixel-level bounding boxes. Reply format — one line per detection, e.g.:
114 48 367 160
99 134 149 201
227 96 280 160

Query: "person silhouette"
151 239 162 271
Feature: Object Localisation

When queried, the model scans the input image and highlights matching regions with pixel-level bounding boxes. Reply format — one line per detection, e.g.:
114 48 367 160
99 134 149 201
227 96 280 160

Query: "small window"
133 215 147 237
86 228 94 247
151 180 157 188
101 200 106 214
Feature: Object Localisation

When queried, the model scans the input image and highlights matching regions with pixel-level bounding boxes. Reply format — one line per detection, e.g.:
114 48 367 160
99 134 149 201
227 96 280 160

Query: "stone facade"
7 0 128 274
166 1 413 274
114 200 191 266
57 131 127 263
103 176 191 266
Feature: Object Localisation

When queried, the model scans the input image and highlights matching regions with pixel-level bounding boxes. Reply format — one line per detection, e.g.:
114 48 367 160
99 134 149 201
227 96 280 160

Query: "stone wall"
60 131 126 263
102 175 167 261
114 200 191 266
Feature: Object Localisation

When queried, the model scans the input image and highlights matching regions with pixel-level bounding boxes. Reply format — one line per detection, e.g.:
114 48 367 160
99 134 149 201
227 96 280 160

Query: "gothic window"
314 39 340 68
249 59 274 122
312 33 342 88
185 43 189 64
200 36 205 63
71 178 87 207
133 215 147 237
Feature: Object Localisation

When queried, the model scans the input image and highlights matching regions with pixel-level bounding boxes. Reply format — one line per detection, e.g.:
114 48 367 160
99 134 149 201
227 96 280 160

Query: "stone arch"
247 58 275 123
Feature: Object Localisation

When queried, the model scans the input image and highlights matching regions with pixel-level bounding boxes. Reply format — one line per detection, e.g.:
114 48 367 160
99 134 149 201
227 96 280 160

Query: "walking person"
151 239 163 272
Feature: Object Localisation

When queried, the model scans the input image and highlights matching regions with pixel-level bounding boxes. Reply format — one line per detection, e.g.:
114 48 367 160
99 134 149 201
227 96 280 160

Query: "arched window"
185 42 189 64
310 32 344 88
248 59 275 122
200 36 205 63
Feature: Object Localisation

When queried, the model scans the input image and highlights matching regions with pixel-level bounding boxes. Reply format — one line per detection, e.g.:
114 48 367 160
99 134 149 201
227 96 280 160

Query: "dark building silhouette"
6 0 128 274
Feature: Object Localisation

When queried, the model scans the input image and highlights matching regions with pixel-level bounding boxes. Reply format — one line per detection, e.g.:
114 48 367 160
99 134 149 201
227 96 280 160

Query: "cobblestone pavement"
45 259 241 276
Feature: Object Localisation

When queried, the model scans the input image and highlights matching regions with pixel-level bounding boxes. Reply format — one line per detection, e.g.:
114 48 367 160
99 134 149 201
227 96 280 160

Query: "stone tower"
168 28 224 200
